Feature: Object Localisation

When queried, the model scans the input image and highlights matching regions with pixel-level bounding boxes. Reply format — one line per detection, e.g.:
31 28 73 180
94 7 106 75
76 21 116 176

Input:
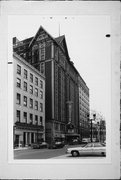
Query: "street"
14 145 106 159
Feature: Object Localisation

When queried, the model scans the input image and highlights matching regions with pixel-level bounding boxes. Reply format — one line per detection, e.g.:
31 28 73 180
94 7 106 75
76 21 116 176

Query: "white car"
66 143 106 157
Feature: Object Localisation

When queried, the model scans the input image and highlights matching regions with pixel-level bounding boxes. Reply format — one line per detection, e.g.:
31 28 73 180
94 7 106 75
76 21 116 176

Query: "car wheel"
71 151 79 157
101 152 105 156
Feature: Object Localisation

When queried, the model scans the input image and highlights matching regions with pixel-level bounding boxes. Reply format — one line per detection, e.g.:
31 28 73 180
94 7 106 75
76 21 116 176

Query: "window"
55 123 59 130
40 116 43 125
23 96 27 106
85 143 93 148
30 114 33 124
40 103 43 112
30 98 33 108
35 115 38 125
17 65 21 75
30 73 33 83
34 49 39 63
23 112 27 123
35 101 38 110
40 44 45 61
17 78 21 88
35 88 38 97
24 69 28 79
16 93 21 104
40 80 43 89
40 91 43 99
16 110 20 122
35 77 38 86
24 82 27 91
30 85 33 94
40 63 45 74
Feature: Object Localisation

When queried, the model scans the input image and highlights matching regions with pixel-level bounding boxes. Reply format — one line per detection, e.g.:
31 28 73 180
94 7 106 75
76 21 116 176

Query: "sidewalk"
14 146 31 151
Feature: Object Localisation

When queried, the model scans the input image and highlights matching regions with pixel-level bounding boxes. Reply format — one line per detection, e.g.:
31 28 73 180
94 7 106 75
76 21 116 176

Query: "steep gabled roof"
29 25 53 48
29 25 70 60
55 35 65 44
55 35 70 59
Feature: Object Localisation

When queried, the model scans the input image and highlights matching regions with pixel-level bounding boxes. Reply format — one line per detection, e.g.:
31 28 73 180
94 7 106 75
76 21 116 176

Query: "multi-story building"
13 52 45 147
13 25 89 144
78 75 90 140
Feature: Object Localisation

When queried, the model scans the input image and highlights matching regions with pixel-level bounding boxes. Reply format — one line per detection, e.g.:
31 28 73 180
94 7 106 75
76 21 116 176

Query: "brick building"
13 25 90 144
78 75 90 140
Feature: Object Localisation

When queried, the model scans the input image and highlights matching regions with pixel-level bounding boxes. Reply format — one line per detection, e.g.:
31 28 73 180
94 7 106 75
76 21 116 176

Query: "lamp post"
87 114 96 143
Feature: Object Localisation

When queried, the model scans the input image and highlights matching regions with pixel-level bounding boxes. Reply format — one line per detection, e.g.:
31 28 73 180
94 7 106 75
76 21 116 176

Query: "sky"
8 15 111 121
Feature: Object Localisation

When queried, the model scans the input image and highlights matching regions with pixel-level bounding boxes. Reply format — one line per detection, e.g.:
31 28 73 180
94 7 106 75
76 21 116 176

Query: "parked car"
81 138 90 144
31 142 48 149
66 142 106 157
31 142 41 149
39 142 48 148
48 141 65 149
69 139 79 145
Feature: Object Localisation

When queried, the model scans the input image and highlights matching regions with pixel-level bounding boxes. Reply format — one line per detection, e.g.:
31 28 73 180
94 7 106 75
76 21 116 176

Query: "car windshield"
93 143 103 147
84 143 93 148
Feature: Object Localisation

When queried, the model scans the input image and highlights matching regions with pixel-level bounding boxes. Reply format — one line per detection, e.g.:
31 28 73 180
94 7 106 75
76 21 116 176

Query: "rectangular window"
24 81 27 91
40 63 45 74
35 77 38 86
40 116 43 125
55 123 58 130
30 85 33 94
24 69 28 79
30 73 33 83
23 96 27 106
30 114 33 124
23 112 27 123
30 98 33 108
40 45 45 61
17 78 21 88
40 103 43 112
16 93 21 104
40 90 43 99
16 110 20 122
40 80 43 89
17 65 21 75
35 101 38 110
35 115 38 125
35 88 38 97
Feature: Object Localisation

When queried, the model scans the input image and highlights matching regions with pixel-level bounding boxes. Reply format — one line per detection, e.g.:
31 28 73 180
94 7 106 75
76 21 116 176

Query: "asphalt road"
14 145 69 159
14 144 105 159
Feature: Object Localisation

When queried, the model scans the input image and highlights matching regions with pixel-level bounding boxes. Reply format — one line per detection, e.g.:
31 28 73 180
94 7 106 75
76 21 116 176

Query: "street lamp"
87 114 96 142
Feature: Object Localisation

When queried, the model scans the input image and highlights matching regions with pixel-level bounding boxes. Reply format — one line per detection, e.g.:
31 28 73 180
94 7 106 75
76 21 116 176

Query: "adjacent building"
78 75 90 140
13 25 90 144
13 52 45 147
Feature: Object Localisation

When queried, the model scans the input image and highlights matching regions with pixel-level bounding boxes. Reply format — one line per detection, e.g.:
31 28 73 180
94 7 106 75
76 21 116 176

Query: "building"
13 25 89 144
78 75 90 140
13 52 45 147
90 110 106 142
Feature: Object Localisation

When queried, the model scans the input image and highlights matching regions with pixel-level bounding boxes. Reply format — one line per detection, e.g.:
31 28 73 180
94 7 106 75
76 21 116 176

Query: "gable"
29 26 53 48
60 38 70 59
55 35 70 59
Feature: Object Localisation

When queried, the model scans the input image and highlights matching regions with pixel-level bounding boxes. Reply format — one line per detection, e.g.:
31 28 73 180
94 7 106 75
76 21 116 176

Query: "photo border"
0 1 120 179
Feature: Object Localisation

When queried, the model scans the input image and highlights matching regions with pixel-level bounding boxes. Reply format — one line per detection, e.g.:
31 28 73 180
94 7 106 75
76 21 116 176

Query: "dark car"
31 142 41 149
39 142 48 148
31 142 48 149
48 141 65 149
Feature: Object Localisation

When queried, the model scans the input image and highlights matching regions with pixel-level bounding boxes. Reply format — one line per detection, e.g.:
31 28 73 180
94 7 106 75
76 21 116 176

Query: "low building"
13 52 45 148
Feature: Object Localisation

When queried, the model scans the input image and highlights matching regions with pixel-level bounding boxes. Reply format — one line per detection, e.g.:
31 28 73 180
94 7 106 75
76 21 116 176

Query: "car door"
83 143 93 155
